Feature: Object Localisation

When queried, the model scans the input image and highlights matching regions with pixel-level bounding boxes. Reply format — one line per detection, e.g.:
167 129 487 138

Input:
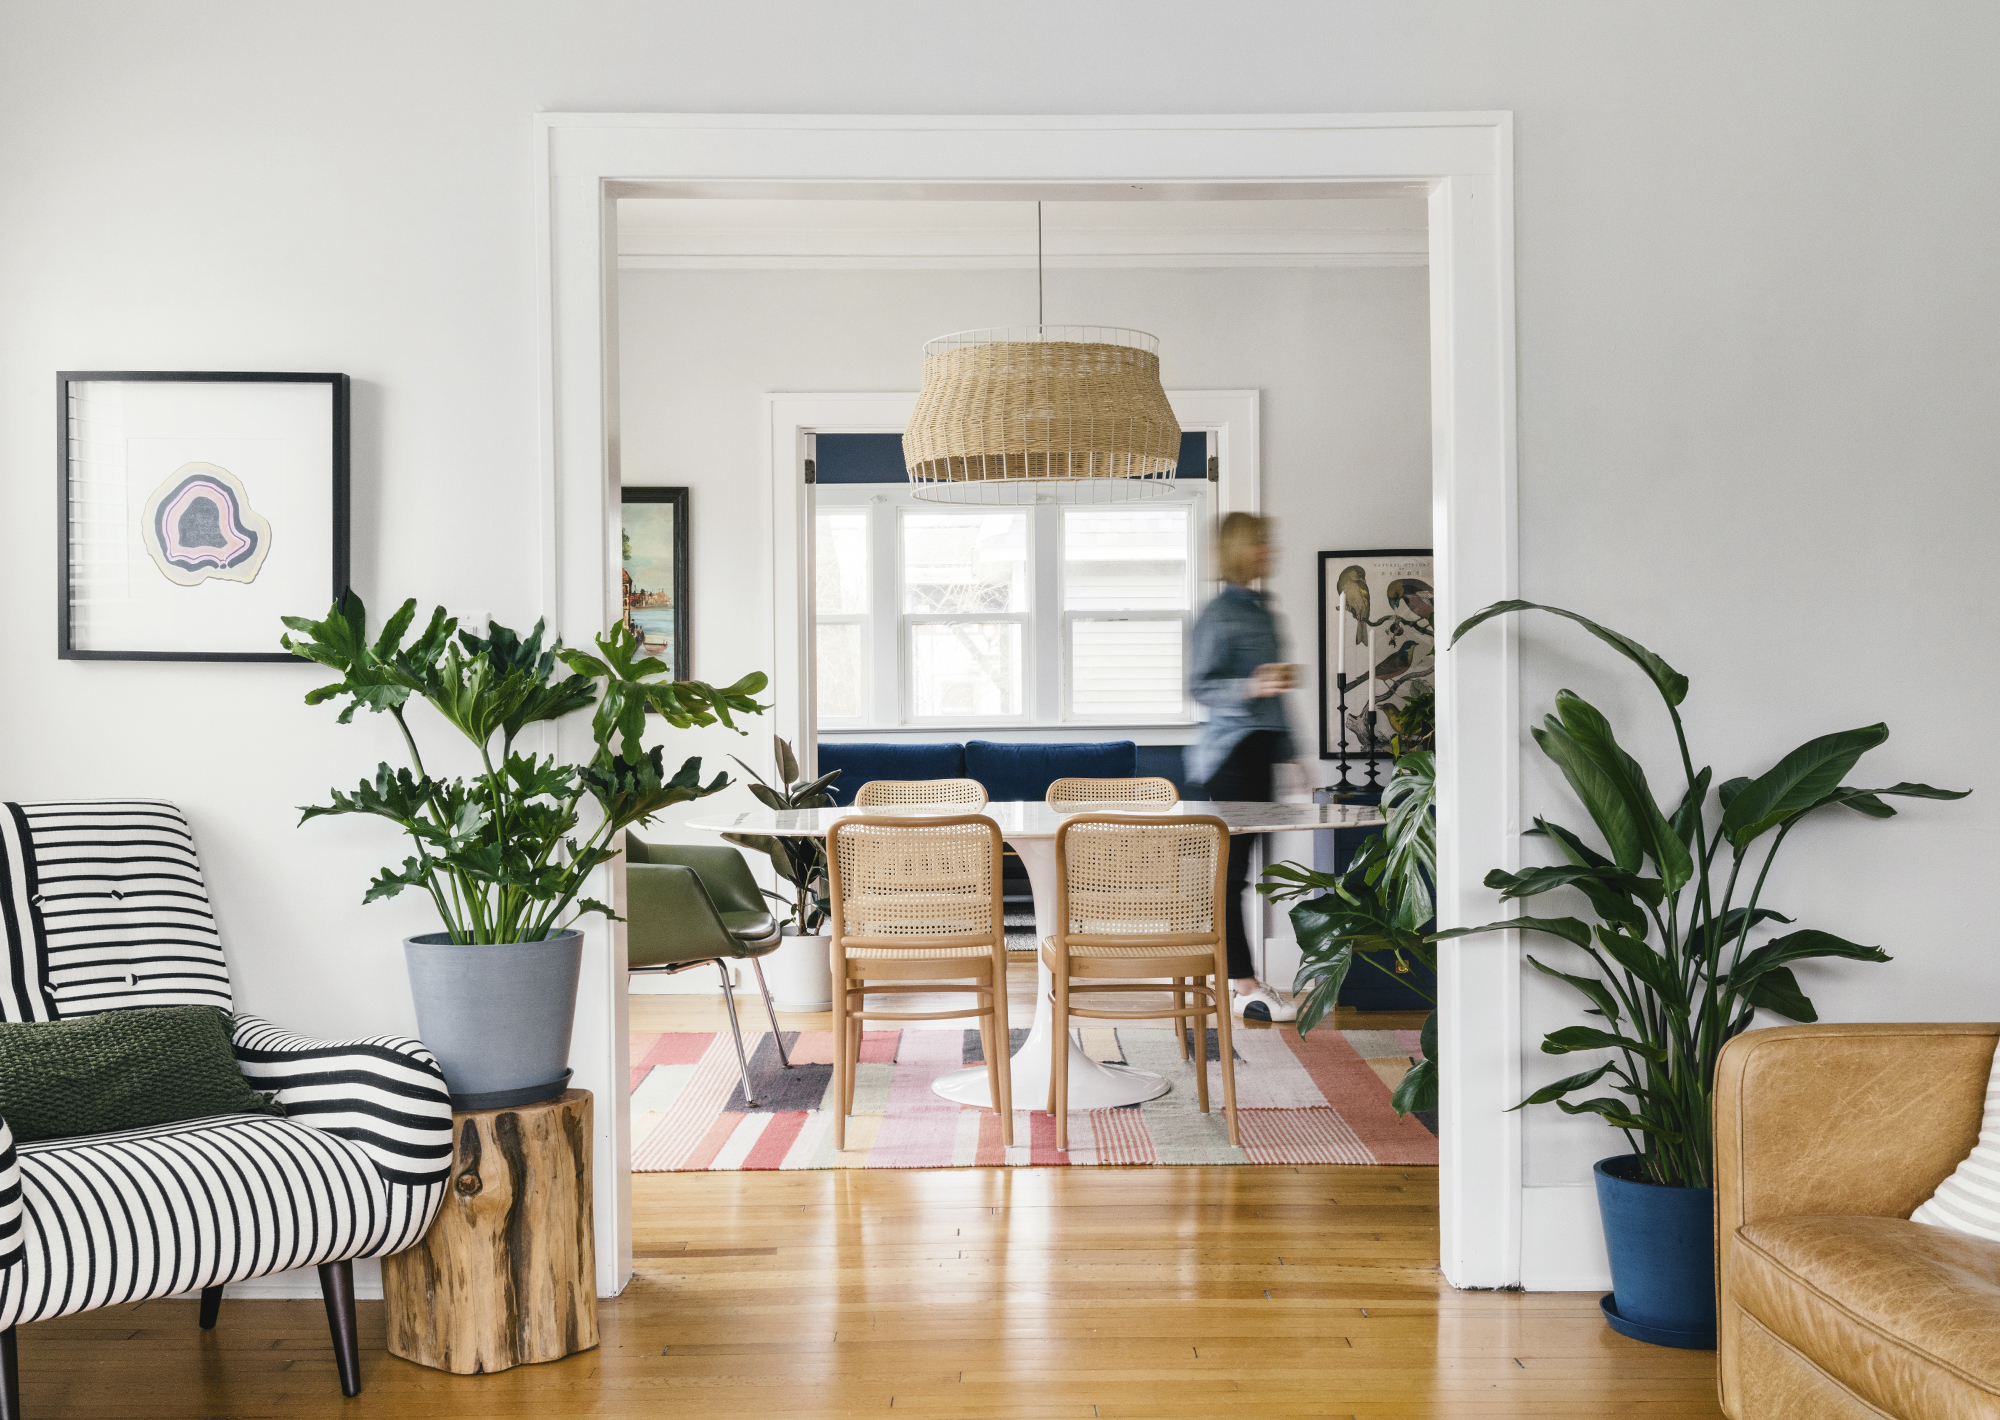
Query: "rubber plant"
721 736 841 933
1260 751 1439 1116
281 593 768 944
1441 601 1968 1188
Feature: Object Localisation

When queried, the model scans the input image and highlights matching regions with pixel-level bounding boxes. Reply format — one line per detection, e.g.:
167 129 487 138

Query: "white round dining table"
684 798 1389 1111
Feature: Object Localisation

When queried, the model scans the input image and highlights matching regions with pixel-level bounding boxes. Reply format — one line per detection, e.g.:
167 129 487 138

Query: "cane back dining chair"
0 799 453 1410
825 814 1012 1149
625 836 791 1107
853 779 989 809
1043 813 1237 1150
1046 776 1179 806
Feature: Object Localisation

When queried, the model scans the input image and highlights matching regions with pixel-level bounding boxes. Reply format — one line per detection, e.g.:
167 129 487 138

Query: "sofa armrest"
231 1014 454 1188
1714 1021 1998 1418
0 1117 19 1273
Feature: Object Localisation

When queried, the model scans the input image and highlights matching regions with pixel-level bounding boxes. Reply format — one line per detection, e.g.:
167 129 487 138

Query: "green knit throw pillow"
0 1005 284 1144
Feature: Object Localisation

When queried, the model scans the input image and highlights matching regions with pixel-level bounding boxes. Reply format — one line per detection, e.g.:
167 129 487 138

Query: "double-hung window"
815 475 1206 729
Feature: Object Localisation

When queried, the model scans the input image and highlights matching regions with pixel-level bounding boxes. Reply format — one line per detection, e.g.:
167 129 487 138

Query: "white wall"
2 0 1996 1294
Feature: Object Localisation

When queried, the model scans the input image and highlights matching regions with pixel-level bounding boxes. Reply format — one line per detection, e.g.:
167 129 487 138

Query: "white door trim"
536 112 1520 1297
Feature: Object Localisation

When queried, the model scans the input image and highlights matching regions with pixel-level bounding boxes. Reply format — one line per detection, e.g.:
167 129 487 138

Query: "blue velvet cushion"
963 740 1137 803
816 742 967 806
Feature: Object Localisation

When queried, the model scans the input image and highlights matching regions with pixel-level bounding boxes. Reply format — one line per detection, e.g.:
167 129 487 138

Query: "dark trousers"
1195 730 1281 981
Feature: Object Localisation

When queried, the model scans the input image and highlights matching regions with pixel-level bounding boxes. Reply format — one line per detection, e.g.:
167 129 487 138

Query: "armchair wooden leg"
318 1260 362 1398
198 1283 223 1329
1 1325 19 1420
1214 953 1240 1146
1194 979 1211 1114
1175 978 1189 1059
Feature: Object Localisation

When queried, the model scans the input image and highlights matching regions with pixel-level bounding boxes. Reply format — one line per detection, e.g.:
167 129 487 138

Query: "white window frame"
811 422 1237 733
1057 498 1204 725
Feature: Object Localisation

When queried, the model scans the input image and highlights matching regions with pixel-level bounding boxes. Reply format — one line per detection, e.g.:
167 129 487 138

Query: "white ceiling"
617 197 1427 270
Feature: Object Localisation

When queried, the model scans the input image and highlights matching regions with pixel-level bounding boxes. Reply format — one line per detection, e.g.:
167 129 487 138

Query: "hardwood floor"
13 988 1725 1418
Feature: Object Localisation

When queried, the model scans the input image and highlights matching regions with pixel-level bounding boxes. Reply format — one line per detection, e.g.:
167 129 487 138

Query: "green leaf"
1542 1025 1666 1063
1553 1096 1675 1139
1390 1057 1436 1116
570 897 624 924
1730 929 1890 985
1594 928 1687 1011
1669 767 1712 850
1483 865 1650 933
1525 817 1613 871
1720 725 1890 848
1432 915 1593 948
1509 1060 1615 1109
1532 718 1644 872
1743 965 1817 1022
1522 954 1622 1024
1551 691 1692 893
775 736 800 787
1449 600 1689 708
1290 939 1352 1038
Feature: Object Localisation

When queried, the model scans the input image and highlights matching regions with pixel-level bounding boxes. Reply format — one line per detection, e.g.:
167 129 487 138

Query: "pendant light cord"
1037 200 1044 330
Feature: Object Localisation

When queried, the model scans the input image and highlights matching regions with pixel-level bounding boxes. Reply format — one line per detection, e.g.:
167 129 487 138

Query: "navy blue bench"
816 741 1188 807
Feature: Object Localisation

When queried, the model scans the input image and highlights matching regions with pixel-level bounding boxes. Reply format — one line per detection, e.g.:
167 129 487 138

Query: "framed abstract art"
57 371 350 661
1316 548 1435 762
620 486 689 682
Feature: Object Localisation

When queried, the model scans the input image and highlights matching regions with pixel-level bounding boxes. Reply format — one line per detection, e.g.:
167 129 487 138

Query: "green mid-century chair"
625 835 792 1106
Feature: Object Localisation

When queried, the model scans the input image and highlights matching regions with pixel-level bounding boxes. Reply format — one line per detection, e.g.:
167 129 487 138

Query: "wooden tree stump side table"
382 1088 600 1374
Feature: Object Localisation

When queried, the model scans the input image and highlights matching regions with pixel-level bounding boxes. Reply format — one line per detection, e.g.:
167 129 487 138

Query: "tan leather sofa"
1715 1022 2000 1419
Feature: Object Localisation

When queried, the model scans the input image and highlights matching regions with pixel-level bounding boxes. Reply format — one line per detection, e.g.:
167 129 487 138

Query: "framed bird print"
1317 549 1434 763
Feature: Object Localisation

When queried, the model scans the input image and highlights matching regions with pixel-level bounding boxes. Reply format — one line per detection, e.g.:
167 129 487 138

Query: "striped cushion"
1911 1040 2000 1241
6 800 231 1020
0 1112 445 1328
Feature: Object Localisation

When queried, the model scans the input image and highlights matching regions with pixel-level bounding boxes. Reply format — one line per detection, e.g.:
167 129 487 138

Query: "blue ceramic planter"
1593 1154 1717 1350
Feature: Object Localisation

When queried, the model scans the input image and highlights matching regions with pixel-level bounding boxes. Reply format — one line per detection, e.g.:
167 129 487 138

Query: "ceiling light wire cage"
902 205 1181 505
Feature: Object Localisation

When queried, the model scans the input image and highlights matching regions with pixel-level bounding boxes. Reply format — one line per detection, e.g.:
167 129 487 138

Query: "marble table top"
685 799 1388 839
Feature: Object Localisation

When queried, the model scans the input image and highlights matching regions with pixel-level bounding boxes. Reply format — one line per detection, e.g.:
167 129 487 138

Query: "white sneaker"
1231 984 1298 1023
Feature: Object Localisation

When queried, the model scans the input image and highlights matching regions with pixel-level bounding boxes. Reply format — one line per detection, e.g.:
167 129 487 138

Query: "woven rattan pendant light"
903 204 1180 505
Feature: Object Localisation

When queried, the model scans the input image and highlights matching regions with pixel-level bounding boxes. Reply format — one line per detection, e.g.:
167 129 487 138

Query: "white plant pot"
763 926 832 1011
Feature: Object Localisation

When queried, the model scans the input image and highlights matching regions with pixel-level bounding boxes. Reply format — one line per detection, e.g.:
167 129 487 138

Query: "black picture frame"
1316 547 1434 762
620 486 690 683
56 370 350 663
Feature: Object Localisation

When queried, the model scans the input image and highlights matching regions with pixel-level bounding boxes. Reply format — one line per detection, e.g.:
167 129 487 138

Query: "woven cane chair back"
1046 776 1178 807
1056 815 1225 944
828 815 1003 951
854 778 989 809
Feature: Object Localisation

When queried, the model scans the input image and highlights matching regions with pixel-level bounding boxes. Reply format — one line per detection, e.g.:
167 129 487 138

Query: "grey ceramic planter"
404 930 583 1110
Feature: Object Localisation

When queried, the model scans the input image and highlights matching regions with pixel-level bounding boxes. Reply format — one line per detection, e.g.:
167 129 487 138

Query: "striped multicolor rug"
631 1025 1437 1171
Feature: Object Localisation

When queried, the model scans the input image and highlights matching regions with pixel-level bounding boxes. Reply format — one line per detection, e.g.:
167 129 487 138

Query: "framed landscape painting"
620 486 689 682
1316 548 1434 762
57 371 349 661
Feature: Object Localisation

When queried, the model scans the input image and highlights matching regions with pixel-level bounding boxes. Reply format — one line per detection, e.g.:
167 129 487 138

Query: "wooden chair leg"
1053 964 1071 1151
990 962 1013 1146
318 1260 362 1398
1214 952 1240 1146
198 1283 223 1329
1194 978 1211 1113
845 1000 862 1116
1175 978 1189 1058
1 1325 19 1420
832 970 849 1152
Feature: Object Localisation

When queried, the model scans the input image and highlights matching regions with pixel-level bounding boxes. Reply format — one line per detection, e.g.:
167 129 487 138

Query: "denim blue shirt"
1186 583 1295 786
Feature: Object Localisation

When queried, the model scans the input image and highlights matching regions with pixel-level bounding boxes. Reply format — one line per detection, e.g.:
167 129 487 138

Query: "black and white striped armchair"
0 800 453 1413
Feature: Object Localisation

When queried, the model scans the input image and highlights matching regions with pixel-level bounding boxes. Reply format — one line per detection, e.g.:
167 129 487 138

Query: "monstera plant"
280 593 768 1107
1261 751 1439 1116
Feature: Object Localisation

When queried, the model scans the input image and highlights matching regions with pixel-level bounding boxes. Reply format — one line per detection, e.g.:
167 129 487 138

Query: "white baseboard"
1520 1183 1611 1291
173 1255 384 1302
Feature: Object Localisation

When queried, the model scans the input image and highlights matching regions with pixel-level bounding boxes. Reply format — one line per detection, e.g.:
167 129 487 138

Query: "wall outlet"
454 609 491 637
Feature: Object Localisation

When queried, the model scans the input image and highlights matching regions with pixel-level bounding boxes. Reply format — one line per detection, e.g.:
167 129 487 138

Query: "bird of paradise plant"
1441 602 1967 1188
